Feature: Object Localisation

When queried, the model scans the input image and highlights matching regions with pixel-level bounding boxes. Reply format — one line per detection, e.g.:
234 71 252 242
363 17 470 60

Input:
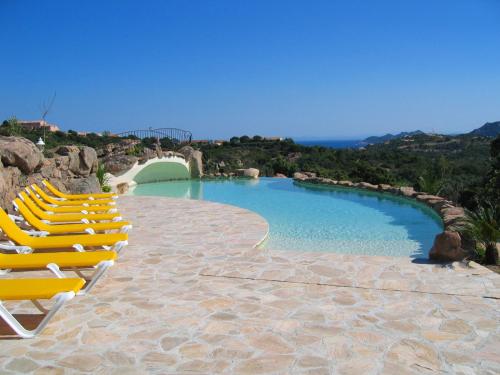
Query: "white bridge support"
108 156 191 190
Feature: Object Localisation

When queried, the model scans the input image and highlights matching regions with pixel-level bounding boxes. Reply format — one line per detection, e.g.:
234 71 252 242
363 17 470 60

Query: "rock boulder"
236 168 260 179
293 172 308 180
103 155 138 175
65 175 101 195
179 146 204 178
116 182 129 195
429 231 468 262
0 136 43 174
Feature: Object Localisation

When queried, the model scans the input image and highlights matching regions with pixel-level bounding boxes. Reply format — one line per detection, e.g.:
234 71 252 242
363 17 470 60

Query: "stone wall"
293 172 470 261
0 136 101 212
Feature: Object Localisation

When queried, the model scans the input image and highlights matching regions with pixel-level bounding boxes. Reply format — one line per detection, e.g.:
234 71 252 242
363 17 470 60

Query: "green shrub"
458 202 500 264
96 163 110 190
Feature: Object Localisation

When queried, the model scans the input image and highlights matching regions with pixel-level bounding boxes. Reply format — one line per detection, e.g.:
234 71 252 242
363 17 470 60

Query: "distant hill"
363 130 425 144
469 121 500 137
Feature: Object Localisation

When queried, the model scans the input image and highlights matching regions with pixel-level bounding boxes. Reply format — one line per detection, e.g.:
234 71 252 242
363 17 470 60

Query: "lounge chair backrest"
0 208 33 246
31 184 58 204
13 198 47 231
43 180 66 198
18 192 48 219
25 187 52 211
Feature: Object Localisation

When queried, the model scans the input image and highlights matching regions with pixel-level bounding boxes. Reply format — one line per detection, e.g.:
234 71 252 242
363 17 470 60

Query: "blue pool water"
131 178 443 258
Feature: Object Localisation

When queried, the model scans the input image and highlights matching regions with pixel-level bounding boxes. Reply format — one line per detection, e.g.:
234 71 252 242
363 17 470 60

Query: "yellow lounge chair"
0 208 128 253
0 278 84 338
25 187 117 214
43 180 117 200
19 192 122 223
0 251 116 295
12 198 132 235
32 184 116 206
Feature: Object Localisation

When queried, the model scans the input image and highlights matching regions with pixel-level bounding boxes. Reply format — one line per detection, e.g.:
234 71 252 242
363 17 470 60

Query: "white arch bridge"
107 155 191 190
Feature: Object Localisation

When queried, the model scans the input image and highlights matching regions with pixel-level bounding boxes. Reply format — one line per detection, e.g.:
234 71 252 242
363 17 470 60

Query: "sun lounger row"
0 180 131 338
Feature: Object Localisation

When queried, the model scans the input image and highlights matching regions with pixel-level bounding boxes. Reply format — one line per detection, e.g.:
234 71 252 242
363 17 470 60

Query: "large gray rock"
0 136 43 174
67 146 98 177
80 146 98 174
116 182 129 195
0 166 22 211
399 186 416 197
55 145 80 156
441 207 466 227
236 168 259 179
429 231 468 262
359 182 378 190
64 175 101 194
338 180 354 187
0 136 103 211
293 172 308 180
103 155 138 176
179 146 204 178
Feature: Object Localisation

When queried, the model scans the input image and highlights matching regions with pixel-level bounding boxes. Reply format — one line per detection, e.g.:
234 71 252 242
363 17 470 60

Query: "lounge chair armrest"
120 225 133 233
8 214 24 222
23 230 50 237
84 228 96 235
73 244 85 252
0 244 33 254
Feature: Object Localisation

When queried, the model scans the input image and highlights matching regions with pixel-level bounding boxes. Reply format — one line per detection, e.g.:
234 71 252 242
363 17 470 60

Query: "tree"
0 117 22 136
252 135 262 142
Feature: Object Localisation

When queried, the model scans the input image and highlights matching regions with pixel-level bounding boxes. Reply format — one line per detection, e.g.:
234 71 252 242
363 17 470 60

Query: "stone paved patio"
0 196 499 374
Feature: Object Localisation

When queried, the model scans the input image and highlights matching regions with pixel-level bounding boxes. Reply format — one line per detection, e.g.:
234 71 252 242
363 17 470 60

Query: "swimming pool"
131 178 443 258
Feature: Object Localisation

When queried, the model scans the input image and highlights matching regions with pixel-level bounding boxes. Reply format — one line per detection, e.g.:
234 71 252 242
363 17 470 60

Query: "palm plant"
459 202 500 265
418 174 443 195
96 163 111 192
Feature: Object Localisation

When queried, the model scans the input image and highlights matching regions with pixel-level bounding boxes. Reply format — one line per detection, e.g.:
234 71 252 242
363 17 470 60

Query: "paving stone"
6 358 38 373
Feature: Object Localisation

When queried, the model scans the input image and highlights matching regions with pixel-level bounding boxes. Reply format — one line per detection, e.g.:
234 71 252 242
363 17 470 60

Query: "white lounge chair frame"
0 290 76 339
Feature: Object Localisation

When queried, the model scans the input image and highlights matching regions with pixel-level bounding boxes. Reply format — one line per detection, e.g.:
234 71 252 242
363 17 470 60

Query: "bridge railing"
116 128 192 144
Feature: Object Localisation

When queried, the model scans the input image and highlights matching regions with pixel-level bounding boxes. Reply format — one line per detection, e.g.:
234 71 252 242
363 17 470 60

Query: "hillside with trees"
198 133 495 209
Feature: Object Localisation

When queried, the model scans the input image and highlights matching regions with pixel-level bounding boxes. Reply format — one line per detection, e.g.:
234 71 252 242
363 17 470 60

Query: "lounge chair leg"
0 292 75 338
76 260 114 295
31 299 49 314
120 225 133 233
113 240 128 253
46 263 66 278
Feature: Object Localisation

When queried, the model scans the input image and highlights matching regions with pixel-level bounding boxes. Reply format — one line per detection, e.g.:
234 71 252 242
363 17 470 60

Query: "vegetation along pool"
131 178 443 257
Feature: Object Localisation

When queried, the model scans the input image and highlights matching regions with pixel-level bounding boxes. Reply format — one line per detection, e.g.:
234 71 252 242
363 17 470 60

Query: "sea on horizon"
295 139 366 149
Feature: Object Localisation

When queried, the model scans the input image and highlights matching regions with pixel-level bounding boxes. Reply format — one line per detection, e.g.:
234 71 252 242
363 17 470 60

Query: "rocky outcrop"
293 172 316 180
116 182 129 195
103 154 138 176
236 168 260 179
429 231 467 261
0 136 102 211
0 136 44 174
293 173 470 261
179 146 203 178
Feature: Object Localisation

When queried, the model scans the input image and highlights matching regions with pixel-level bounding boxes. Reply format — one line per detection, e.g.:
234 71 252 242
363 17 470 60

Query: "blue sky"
1 0 499 139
